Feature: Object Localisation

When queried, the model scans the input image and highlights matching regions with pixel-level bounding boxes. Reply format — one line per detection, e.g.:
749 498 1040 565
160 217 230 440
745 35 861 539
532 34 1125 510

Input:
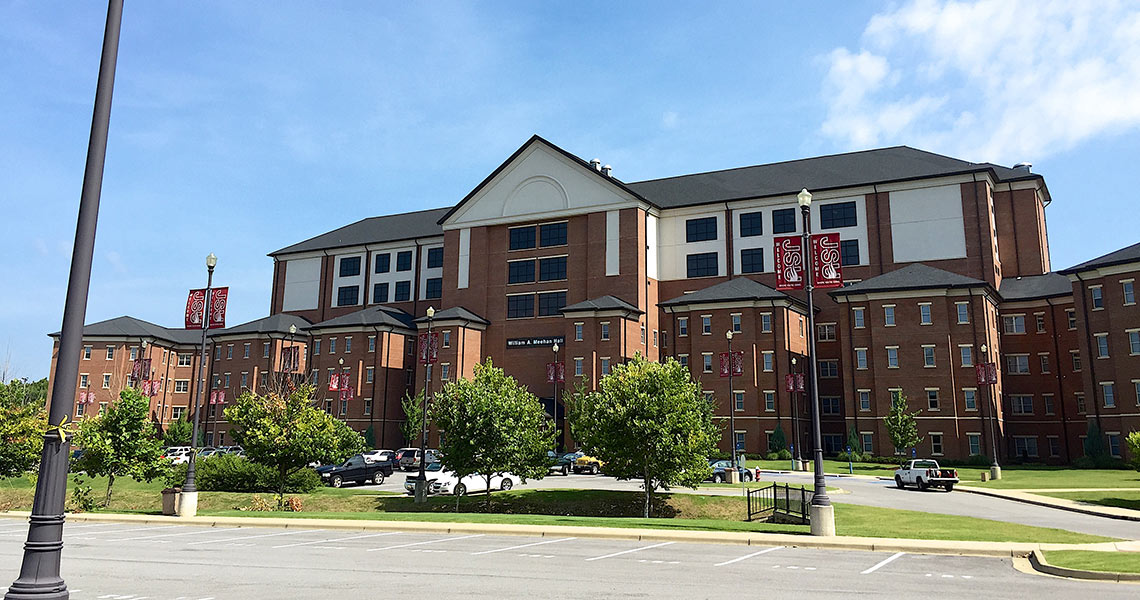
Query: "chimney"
590 158 602 171
602 164 612 177
1013 162 1032 173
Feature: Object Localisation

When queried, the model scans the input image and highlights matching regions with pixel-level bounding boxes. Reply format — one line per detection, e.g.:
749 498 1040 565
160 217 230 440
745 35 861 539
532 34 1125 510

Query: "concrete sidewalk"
958 486 1140 522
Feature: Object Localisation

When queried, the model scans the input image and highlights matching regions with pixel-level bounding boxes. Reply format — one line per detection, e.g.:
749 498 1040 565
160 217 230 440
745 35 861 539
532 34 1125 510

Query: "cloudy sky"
2 0 1139 380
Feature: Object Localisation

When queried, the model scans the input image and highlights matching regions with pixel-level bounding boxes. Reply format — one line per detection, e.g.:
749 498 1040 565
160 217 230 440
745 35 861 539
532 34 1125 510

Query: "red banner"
328 374 340 392
785 374 795 392
719 351 744 378
280 346 300 372
185 287 229 329
774 236 805 290
796 373 805 392
546 362 565 383
339 385 354 402
975 364 986 386
185 289 206 329
419 332 439 365
811 233 843 289
208 287 228 329
975 362 998 385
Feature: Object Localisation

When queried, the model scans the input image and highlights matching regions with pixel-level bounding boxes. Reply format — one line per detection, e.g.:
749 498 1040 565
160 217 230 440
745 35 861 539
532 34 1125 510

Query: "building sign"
184 287 228 329
418 331 439 365
546 362 565 383
506 336 565 348
719 351 744 377
774 236 804 291
811 233 843 289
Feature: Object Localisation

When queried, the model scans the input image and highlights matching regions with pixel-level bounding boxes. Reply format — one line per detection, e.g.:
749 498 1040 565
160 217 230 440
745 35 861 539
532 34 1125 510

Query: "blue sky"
3 1 1139 381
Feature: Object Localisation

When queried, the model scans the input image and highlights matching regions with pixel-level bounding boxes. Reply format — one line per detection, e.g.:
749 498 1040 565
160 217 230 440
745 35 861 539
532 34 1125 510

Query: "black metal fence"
746 483 810 524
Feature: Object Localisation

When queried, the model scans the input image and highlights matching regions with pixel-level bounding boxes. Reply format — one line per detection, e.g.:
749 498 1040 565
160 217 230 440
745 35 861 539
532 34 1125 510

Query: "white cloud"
819 0 1140 163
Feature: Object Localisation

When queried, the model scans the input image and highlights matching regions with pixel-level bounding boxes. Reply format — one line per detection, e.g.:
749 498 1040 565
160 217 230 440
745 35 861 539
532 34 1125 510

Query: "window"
760 313 772 333
739 212 762 237
923 346 936 367
338 399 347 416
79 374 88 388
734 391 744 411
819 360 839 378
441 364 450 381
337 285 359 306
817 323 836 341
728 313 741 333
678 317 688 336
819 201 857 229
1014 436 1039 458
859 391 871 411
425 278 443 300
1005 354 1030 374
855 348 868 369
1095 333 1109 358
772 208 796 234
919 303 932 325
102 373 111 389
1035 313 1046 333
368 336 376 352
508 259 535 284
374 253 390 273
396 250 413 272
821 397 841 415
311 369 318 384
263 342 270 359
702 316 712 335
226 344 233 359
538 256 567 281
242 343 251 358
539 222 567 247
960 346 973 367
740 248 764 273
426 247 444 269
329 338 336 354
76 402 85 417
930 433 943 456
175 380 189 393
764 391 775 411
840 239 859 266
956 302 969 324
507 294 534 318
1067 309 1077 330
852 307 865 328
1048 436 1061 458
1071 351 1082 371
214 346 221 360
439 331 449 349
886 347 899 368
1003 315 1026 334
538 291 567 316
926 389 940 410
600 358 611 376
883 305 895 326
241 372 248 389
762 352 774 372
678 354 689 368
373 282 389 303
686 252 718 278
703 353 714 373
106 346 115 360
964 389 977 410
574 323 583 341
574 357 584 377
861 433 874 454
1036 353 1049 373
1090 285 1103 309
1102 382 1116 408
313 339 320 355
394 281 411 302
685 217 718 242
178 353 192 367
601 322 610 340
344 337 353 354
1109 434 1122 458
734 431 746 452
1129 330 1140 355
1044 394 1055 415
363 398 373 416
83 346 91 360
1011 394 1033 414
130 346 138 361
1124 280 1136 305
339 256 361 277
172 406 185 420
968 434 982 456
1135 380 1140 405
509 226 536 250
365 367 374 384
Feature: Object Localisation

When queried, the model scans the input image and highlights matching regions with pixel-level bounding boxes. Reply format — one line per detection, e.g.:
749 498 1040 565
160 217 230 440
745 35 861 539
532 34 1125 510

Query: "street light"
553 342 561 451
725 330 739 475
798 188 835 536
414 306 435 503
179 252 216 518
980 344 1001 479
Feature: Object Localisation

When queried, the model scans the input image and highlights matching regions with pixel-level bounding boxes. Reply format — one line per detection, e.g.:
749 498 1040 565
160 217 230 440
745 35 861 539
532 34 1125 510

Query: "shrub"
764 452 780 460
284 496 304 512
776 449 792 460
166 454 321 493
244 495 275 511
1072 455 1129 470
68 475 96 513
1127 432 1140 471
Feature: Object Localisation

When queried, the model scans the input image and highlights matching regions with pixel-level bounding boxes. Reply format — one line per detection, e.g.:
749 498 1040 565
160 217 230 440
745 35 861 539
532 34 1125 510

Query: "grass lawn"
1044 550 1140 575
1037 490 1140 512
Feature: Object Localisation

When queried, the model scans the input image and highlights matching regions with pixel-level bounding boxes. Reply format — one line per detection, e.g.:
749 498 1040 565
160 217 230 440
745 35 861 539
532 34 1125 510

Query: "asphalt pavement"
1 519 1134 599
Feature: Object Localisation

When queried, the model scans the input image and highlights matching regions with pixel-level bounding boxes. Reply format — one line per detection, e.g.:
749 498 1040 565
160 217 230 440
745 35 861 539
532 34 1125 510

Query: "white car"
429 470 521 496
164 447 191 465
363 449 396 465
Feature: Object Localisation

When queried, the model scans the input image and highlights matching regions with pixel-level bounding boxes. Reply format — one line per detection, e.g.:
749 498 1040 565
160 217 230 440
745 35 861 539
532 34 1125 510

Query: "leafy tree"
74 388 170 506
1083 420 1108 460
768 425 787 453
846 427 863 460
163 417 192 447
401 390 425 448
0 379 48 479
225 385 365 508
431 358 555 509
569 355 718 518
0 378 48 408
1126 431 1140 471
884 391 922 464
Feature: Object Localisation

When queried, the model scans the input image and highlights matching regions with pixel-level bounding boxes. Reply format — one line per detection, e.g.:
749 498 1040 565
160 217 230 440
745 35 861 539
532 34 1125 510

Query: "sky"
2 0 1139 381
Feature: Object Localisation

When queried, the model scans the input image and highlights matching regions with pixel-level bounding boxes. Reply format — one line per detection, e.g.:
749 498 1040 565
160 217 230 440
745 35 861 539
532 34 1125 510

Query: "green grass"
1037 490 1140 512
1044 550 1140 575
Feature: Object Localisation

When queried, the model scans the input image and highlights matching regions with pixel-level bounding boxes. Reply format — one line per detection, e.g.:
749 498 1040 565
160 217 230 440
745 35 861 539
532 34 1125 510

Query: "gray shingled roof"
49 315 202 345
659 277 792 307
309 305 416 332
270 207 450 256
831 264 988 296
1061 241 1140 274
413 306 490 325
561 295 643 314
211 314 312 338
998 273 1073 301
625 146 1040 209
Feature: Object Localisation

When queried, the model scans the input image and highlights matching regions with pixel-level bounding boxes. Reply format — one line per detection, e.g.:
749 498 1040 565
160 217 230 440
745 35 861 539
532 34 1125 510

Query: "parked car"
320 453 394 488
895 459 958 491
706 458 753 483
394 447 418 470
403 462 448 494
162 447 191 465
547 451 581 476
363 449 398 469
573 454 604 474
430 470 521 496
398 448 440 471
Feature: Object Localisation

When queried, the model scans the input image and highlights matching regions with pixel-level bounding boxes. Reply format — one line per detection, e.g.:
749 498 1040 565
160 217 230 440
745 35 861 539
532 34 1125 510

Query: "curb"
958 486 1140 522
1028 549 1140 583
0 511 1038 558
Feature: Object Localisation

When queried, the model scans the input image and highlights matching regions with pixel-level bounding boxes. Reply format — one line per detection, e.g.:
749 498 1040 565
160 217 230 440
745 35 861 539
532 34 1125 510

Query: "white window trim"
760 312 773 333
701 314 713 335
1122 279 1136 306
918 302 933 326
922 344 936 368
1094 332 1110 358
883 304 896 327
762 390 776 412
732 389 745 412
929 431 945 456
1127 328 1140 356
761 350 774 372
885 345 899 368
854 347 868 370
857 388 871 412
852 306 866 329
962 387 978 411
702 352 714 373
924 387 940 411
954 301 970 325
1090 284 1104 311
678 317 689 337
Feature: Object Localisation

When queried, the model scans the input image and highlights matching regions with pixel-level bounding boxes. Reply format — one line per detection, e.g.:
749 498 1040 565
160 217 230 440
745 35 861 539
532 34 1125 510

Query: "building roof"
659 277 793 307
998 273 1073 301
49 315 202 345
308 305 416 332
1061 241 1140 274
211 314 312 338
625 146 1041 209
413 306 490 325
830 264 989 297
561 295 643 314
269 206 451 257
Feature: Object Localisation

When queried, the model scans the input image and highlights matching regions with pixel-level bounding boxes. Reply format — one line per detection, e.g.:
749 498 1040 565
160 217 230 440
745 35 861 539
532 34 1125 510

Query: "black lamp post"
553 342 562 451
414 306 435 503
726 330 738 474
798 188 835 536
179 252 216 517
980 343 1001 479
5 2 122 596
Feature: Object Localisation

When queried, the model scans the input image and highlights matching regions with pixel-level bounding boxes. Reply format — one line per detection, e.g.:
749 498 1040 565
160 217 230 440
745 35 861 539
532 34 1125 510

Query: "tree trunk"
104 473 115 508
643 472 651 519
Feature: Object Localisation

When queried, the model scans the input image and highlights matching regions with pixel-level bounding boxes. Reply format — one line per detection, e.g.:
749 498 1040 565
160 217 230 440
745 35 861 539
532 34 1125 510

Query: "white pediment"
443 139 644 229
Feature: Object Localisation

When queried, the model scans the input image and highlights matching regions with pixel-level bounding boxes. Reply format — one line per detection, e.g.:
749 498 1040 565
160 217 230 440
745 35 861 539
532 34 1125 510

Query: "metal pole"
414 315 432 503
6 2 122 597
727 333 737 469
801 204 830 509
184 265 214 495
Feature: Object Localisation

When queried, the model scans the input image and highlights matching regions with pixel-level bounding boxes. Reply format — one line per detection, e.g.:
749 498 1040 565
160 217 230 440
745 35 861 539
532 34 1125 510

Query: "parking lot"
0 518 1133 599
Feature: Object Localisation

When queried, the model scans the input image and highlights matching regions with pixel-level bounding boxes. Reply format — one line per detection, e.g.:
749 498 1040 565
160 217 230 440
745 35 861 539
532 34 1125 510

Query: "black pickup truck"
319 454 394 487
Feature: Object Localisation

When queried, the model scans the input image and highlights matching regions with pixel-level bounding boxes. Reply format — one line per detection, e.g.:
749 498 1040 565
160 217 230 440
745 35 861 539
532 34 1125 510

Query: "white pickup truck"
894 459 959 492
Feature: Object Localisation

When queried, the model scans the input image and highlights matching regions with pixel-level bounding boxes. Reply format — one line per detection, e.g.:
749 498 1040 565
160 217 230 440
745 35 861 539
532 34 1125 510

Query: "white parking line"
366 534 484 552
860 552 905 574
272 531 399 549
713 546 783 567
186 529 316 546
105 527 240 542
585 541 674 562
73 525 182 537
471 537 576 556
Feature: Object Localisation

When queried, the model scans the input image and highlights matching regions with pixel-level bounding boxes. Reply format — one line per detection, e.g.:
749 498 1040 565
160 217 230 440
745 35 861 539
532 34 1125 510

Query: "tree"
0 378 48 479
1083 420 1108 460
74 388 170 505
225 385 365 508
401 390 425 448
431 358 555 508
768 425 787 453
846 427 863 460
1126 431 1140 471
569 355 718 518
163 417 192 447
884 391 922 464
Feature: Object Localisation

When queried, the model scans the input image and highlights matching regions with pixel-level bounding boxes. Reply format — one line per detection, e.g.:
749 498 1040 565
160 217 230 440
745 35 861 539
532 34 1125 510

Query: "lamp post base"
727 470 741 484
4 581 69 600
176 491 198 517
413 480 427 504
809 503 836 537
990 465 1002 481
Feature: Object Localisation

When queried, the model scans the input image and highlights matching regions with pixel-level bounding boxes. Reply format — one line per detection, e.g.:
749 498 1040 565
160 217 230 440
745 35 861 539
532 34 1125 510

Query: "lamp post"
791 355 803 470
725 330 739 477
414 306 435 503
980 344 1001 480
798 188 835 536
179 252 216 518
553 342 561 451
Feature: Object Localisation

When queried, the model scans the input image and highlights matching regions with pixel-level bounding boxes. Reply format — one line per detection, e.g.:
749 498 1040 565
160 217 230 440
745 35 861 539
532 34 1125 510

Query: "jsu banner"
719 351 744 378
811 233 843 289
546 362 565 383
419 332 439 365
185 287 229 329
976 362 998 385
774 236 805 290
328 372 350 393
280 346 300 372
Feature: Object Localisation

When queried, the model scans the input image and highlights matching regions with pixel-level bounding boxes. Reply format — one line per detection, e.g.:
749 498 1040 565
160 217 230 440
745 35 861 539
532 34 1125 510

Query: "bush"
776 449 792 460
764 452 780 460
1126 431 1140 471
166 454 321 493
1072 455 1130 470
